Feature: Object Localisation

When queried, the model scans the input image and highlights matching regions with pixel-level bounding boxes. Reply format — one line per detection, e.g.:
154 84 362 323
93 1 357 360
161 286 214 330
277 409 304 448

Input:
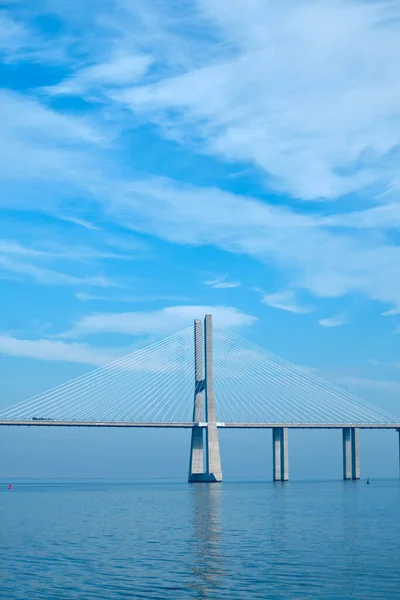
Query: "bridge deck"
0 420 399 429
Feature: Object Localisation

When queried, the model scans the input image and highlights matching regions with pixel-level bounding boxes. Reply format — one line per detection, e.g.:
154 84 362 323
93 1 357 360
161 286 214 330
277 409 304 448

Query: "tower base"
188 473 222 483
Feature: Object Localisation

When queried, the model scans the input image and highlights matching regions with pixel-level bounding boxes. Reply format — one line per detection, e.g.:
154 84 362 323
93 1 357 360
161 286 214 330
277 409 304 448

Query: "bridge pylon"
188 315 222 482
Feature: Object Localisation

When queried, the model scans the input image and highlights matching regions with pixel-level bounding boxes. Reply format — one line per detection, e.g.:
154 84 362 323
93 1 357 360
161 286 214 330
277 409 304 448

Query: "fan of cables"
0 324 398 425
213 327 398 424
0 328 195 423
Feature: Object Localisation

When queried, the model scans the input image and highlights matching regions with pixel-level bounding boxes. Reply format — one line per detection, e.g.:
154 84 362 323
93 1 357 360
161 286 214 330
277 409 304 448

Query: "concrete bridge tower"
188 314 222 482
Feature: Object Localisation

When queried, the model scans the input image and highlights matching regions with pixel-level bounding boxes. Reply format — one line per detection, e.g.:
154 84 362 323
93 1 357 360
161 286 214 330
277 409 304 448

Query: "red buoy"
8 483 12 490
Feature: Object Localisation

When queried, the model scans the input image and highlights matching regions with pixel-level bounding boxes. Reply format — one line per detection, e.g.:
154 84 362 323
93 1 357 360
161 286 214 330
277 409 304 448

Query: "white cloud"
0 231 144 288
204 275 240 289
109 177 316 243
0 8 72 64
0 89 105 147
54 215 103 231
2 79 400 309
336 376 400 396
261 290 314 314
75 292 190 303
114 0 400 200
0 89 111 217
76 292 115 302
46 52 152 96
0 336 120 366
1 4 400 314
318 315 348 328
382 307 400 317
103 177 400 309
0 240 47 258
0 240 129 261
63 305 257 338
0 255 116 287
0 12 30 55
324 204 400 230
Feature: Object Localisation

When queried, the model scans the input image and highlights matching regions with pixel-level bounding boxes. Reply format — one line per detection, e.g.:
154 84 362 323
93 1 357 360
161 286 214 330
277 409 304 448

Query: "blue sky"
0 0 400 478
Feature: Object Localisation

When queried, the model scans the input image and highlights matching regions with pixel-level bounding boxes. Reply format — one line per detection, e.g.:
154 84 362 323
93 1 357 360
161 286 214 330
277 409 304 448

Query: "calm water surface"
1 479 399 599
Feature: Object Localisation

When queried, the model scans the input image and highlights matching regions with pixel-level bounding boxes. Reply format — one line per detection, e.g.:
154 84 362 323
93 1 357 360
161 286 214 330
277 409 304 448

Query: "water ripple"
0 480 399 599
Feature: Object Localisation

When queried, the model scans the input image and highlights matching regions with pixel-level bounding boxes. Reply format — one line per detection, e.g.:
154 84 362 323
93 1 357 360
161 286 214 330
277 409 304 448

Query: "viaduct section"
0 314 399 482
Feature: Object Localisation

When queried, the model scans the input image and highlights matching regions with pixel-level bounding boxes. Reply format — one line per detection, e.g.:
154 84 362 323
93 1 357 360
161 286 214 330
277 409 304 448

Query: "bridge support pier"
343 428 351 479
351 427 360 480
189 315 222 483
272 427 289 481
342 427 360 480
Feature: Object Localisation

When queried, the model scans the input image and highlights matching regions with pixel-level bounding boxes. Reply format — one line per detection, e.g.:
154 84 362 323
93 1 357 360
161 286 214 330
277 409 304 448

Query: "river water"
1 479 399 599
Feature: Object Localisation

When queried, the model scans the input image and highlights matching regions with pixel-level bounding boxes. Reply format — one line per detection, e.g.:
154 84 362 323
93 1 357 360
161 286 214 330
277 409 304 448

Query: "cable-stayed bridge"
1 315 399 481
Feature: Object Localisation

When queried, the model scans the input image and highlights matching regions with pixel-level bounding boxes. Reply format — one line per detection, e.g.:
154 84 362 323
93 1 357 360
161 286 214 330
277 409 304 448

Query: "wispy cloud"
318 315 348 328
0 89 111 219
324 204 400 231
367 359 400 370
0 236 128 287
114 0 400 201
62 305 257 338
99 177 400 309
0 335 121 366
1 1 400 318
336 376 400 396
76 292 118 302
382 307 400 317
0 8 71 64
75 292 190 303
0 239 133 261
204 275 240 289
0 12 30 56
3 80 400 311
45 52 152 97
54 214 103 231
0 255 116 288
261 290 314 314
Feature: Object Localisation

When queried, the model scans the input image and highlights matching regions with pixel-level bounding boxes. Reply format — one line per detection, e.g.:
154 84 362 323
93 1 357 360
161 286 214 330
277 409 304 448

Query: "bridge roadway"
0 420 399 429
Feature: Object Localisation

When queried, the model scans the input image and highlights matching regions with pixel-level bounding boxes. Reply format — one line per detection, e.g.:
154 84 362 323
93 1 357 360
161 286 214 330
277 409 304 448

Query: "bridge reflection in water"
189 484 223 598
